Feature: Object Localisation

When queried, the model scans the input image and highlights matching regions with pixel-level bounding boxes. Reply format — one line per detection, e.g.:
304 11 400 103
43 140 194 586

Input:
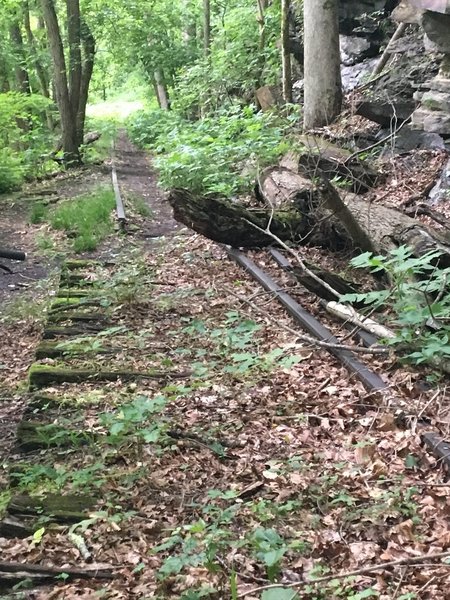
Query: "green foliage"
0 147 24 193
100 394 168 445
172 3 280 117
340 246 450 367
128 105 298 196
0 92 55 192
49 187 116 252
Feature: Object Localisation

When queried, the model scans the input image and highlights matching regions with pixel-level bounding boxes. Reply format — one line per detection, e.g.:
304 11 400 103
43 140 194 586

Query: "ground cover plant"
30 186 116 252
127 105 298 196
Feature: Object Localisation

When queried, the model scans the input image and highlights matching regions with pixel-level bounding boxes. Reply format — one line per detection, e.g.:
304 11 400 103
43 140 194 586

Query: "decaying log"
280 136 380 193
256 167 318 208
7 493 96 523
169 158 450 264
168 188 309 247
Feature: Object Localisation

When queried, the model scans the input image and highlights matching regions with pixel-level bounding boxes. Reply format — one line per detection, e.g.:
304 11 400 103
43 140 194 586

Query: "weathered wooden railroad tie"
228 247 450 478
1 256 175 552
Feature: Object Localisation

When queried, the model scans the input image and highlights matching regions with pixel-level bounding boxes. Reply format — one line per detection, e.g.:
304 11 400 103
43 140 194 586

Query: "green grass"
50 187 116 252
29 201 48 224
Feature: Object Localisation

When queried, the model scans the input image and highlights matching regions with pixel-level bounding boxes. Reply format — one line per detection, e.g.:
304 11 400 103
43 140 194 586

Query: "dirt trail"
113 129 180 238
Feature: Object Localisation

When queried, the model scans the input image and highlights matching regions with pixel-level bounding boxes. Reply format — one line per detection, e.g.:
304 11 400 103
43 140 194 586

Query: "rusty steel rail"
111 140 126 229
227 246 450 478
269 247 378 348
228 247 386 392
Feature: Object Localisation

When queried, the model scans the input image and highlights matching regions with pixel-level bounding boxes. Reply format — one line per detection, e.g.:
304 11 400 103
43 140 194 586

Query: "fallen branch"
372 23 407 77
244 218 343 301
224 285 388 355
344 113 412 163
237 550 450 598
324 301 395 340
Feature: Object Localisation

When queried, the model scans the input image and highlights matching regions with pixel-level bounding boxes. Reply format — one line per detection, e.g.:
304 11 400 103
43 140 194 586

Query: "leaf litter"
1 229 450 600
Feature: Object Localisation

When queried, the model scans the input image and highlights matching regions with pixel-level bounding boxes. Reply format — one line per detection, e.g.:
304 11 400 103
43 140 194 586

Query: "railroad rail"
111 139 126 229
227 245 450 477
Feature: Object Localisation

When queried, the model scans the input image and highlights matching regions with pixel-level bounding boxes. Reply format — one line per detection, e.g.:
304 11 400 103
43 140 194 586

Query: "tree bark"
168 188 309 247
154 69 170 110
23 1 54 130
303 0 342 129
281 0 293 103
9 20 31 94
40 0 81 166
66 0 82 126
168 171 450 263
76 17 95 143
255 0 268 86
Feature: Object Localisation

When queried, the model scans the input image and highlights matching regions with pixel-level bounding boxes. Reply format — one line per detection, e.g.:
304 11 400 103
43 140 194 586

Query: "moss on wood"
7 493 96 523
43 324 105 339
57 288 92 298
28 363 186 388
47 311 106 324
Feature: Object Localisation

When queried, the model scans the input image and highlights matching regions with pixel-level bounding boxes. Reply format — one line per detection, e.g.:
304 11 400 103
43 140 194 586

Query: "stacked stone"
407 3 450 135
413 56 450 134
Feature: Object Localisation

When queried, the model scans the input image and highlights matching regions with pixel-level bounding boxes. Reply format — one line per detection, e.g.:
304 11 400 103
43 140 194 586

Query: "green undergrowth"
341 245 450 372
30 186 116 252
127 105 299 196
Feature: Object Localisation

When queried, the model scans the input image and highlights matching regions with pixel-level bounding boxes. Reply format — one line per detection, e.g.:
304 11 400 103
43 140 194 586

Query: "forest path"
1 131 449 600
113 129 180 239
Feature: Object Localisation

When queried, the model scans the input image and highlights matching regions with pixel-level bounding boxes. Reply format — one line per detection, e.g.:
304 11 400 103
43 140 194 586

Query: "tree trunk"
281 0 292 103
76 18 95 144
203 0 211 56
66 0 82 128
168 188 309 247
154 69 170 110
303 0 342 129
40 0 80 166
0 52 11 92
9 21 31 94
23 1 54 130
168 171 450 263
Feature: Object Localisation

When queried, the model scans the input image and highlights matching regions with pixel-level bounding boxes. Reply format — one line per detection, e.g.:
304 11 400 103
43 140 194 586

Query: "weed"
29 201 48 224
341 245 450 368
128 105 298 196
49 187 116 252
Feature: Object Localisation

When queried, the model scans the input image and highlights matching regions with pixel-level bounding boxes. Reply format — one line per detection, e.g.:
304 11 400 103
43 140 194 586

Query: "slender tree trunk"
40 0 80 166
281 0 292 103
255 0 268 86
0 53 11 92
66 0 82 125
154 69 170 110
23 1 54 130
23 2 50 98
9 21 31 94
76 18 95 143
303 0 342 129
203 0 211 56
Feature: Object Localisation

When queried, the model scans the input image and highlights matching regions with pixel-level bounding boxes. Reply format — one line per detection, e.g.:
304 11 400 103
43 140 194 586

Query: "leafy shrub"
0 148 24 193
341 246 450 367
0 92 55 189
128 105 299 196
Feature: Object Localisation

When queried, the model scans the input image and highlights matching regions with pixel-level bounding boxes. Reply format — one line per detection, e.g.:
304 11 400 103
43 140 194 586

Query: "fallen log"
169 165 450 262
168 188 309 247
